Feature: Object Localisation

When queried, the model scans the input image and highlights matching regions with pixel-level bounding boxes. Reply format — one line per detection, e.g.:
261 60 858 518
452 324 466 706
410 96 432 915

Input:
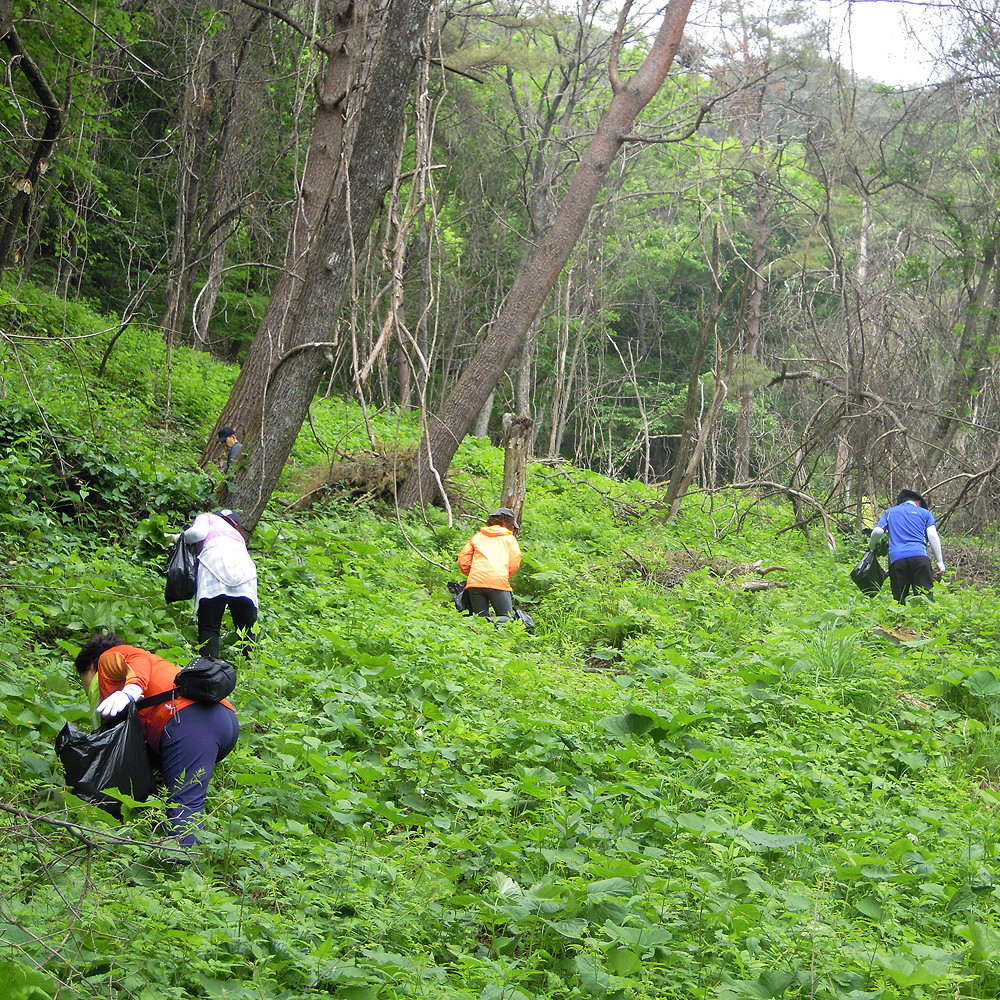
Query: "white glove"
97 684 143 717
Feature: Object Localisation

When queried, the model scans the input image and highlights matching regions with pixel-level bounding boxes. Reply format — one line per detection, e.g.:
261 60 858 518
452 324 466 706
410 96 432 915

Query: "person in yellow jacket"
457 507 522 622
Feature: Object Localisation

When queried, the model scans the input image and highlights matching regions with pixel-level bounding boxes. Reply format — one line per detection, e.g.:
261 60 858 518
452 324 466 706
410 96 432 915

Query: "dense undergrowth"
4 288 1000 999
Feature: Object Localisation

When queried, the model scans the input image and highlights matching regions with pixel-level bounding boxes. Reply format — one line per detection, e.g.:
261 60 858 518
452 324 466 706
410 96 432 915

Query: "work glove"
97 683 143 717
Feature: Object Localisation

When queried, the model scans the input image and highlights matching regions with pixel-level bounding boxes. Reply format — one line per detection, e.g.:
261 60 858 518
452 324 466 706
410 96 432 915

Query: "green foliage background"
4 289 1000 999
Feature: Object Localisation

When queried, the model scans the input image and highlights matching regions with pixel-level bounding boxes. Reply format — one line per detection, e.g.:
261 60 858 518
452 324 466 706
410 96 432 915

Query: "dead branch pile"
616 550 791 592
616 547 706 587
947 541 1000 588
288 450 412 510
711 559 790 591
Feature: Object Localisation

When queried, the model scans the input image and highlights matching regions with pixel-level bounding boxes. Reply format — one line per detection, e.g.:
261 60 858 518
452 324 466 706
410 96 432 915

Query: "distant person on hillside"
217 426 242 472
182 509 258 658
458 507 522 622
75 633 238 847
867 489 945 604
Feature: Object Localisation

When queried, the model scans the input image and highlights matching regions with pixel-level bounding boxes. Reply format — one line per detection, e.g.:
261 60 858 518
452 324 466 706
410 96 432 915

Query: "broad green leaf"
946 885 976 914
0 961 57 999
359 949 414 971
757 970 796 997
575 955 615 996
966 670 1000 697
605 947 643 975
586 878 633 897
548 917 587 938
853 897 882 920
598 712 654 739
736 827 809 850
874 953 951 988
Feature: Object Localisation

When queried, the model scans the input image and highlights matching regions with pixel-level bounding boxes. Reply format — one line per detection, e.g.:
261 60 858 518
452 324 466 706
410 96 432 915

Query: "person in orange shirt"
457 507 522 622
74 633 238 847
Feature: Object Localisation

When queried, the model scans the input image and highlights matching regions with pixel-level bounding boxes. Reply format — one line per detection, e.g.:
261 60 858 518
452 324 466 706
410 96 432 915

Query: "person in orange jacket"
75 633 238 847
457 507 522 622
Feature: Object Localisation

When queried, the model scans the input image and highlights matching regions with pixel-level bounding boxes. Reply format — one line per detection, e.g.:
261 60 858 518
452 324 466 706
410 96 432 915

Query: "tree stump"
501 413 534 526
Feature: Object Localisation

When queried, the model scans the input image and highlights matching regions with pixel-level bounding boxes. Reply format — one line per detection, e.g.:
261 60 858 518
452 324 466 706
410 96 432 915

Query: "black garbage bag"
165 536 198 603
55 704 155 818
512 608 536 631
446 580 471 614
850 550 887 596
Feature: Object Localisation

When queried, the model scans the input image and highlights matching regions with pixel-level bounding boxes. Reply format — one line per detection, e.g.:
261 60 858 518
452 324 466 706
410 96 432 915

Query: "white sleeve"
867 525 885 551
183 513 210 543
926 526 944 570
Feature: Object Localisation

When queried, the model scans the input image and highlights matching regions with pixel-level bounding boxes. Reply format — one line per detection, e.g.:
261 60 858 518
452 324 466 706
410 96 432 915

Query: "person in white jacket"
183 509 258 658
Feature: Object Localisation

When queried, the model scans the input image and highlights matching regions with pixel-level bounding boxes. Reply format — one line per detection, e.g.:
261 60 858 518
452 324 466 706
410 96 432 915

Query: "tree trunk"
412 206 433 407
161 64 214 343
398 0 694 509
201 1 360 468
551 315 587 459
501 413 534 527
192 238 227 352
473 392 495 438
733 161 769 481
668 335 738 519
665 247 719 509
160 11 266 346
548 274 586 460
190 14 265 352
219 0 433 531
0 6 63 277
922 245 1000 474
515 317 539 415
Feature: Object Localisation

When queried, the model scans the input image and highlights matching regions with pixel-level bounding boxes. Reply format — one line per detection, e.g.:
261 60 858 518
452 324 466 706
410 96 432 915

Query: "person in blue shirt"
868 489 945 604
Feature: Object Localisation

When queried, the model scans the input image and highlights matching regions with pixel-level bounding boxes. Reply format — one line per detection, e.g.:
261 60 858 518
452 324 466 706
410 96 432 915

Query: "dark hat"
896 489 926 507
217 426 236 441
488 507 520 531
216 508 241 527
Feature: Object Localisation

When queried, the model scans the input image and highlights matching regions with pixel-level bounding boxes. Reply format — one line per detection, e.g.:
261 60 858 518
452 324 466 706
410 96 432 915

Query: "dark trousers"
888 555 935 604
197 595 257 659
467 587 513 621
160 703 239 846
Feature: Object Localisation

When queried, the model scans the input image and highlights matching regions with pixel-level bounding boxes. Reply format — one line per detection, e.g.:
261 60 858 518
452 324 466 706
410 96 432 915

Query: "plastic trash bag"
165 536 198 603
850 550 887 596
512 609 536 631
446 580 471 614
55 704 155 818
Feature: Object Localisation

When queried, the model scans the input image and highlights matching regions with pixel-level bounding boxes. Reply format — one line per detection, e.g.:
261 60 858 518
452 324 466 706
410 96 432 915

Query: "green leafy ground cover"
4 290 1000 998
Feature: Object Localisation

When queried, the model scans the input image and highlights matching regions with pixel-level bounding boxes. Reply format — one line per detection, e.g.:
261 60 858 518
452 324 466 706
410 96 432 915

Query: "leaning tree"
398 0 695 509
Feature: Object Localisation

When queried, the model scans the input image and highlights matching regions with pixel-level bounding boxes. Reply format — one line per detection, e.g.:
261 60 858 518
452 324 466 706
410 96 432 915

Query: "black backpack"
137 657 237 708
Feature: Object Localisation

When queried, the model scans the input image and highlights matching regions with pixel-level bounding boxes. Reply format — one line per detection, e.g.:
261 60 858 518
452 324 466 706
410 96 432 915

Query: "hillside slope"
2 291 1000 999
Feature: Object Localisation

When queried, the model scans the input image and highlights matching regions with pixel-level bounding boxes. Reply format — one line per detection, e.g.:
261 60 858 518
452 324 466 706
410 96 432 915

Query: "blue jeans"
160 703 239 845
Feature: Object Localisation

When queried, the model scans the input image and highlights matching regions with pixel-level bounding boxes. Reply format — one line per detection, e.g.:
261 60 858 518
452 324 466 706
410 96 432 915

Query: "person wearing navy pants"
159 702 239 846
